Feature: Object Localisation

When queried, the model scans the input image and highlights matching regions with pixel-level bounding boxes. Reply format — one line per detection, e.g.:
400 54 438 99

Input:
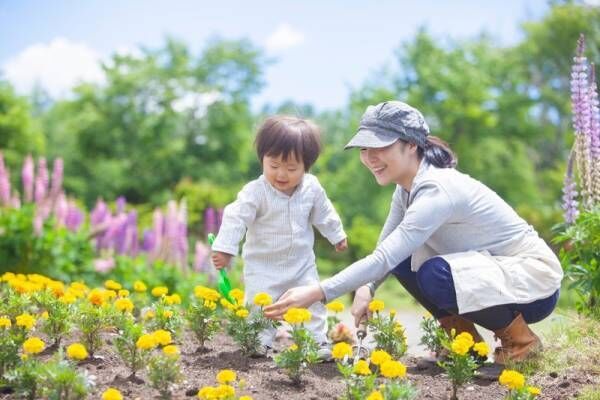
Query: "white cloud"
2 37 104 98
265 24 305 52
583 0 600 5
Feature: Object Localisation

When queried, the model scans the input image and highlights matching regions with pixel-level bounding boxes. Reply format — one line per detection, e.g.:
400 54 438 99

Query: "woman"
264 101 563 365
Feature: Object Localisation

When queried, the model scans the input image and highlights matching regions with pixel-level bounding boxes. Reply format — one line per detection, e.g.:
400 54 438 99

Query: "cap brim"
344 127 399 150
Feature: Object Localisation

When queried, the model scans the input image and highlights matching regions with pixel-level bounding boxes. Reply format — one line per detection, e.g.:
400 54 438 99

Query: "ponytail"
420 136 457 168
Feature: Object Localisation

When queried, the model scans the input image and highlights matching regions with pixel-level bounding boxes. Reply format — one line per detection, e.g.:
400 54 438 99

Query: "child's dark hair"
255 116 321 171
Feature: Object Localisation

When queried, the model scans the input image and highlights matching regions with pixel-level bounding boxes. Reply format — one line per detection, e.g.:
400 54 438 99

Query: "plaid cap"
344 101 430 149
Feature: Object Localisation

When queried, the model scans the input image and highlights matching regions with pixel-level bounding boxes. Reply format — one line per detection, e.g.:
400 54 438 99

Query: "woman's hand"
263 285 325 319
350 285 373 327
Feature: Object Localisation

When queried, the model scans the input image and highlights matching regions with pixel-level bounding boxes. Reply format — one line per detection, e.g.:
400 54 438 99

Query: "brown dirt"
1 331 598 399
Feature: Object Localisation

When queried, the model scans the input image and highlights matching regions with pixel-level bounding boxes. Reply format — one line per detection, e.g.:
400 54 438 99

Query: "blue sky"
0 0 550 110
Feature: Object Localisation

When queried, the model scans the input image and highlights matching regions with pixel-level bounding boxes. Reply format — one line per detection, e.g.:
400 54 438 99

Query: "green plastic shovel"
207 233 234 303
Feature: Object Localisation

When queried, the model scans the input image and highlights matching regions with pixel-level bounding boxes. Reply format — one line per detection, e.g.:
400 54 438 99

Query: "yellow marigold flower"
499 369 525 390
283 308 312 325
23 337 45 354
118 289 129 297
66 343 88 360
104 289 117 300
152 286 169 297
451 337 471 356
380 360 407 379
389 308 397 318
194 286 220 302
163 345 179 357
325 300 344 313
136 334 157 350
1 272 15 281
70 281 88 294
368 300 385 313
0 316 11 328
473 341 489 357
16 313 36 330
88 289 105 306
40 311 49 320
59 293 77 304
353 359 372 375
153 329 172 346
455 332 474 346
197 386 216 399
367 391 384 400
48 281 65 297
203 300 217 311
133 280 147 292
370 350 392 366
163 310 174 318
236 309 249 318
220 298 237 310
165 294 181 305
527 386 541 396
253 292 272 307
239 396 253 400
114 298 134 313
229 288 244 304
104 280 122 291
216 369 237 384
332 342 353 360
289 344 298 351
215 384 235 397
102 388 123 400
144 310 156 319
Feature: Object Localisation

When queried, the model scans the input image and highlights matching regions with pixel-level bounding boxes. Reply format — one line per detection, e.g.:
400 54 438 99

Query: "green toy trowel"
207 233 234 303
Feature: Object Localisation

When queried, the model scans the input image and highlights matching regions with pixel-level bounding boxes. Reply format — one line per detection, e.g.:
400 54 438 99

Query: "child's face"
262 153 305 195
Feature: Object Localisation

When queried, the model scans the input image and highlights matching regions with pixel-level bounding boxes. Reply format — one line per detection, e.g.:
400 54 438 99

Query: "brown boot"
439 315 484 342
493 313 542 364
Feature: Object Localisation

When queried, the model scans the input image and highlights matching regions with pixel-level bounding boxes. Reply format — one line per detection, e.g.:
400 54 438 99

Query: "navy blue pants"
390 257 559 330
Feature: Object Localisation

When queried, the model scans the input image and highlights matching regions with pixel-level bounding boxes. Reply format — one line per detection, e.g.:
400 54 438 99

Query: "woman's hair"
255 116 321 171
416 136 457 168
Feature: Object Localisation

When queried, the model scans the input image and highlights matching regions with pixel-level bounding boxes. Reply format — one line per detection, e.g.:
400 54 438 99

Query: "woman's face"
359 141 416 186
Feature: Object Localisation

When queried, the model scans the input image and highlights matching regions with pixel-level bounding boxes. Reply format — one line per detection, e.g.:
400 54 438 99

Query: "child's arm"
310 180 347 249
211 182 261 267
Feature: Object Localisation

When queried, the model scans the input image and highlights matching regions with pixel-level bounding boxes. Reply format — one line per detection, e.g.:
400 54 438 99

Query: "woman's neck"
397 158 422 192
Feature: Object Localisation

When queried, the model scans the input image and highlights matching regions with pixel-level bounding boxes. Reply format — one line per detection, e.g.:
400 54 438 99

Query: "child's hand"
211 251 232 269
335 238 348 252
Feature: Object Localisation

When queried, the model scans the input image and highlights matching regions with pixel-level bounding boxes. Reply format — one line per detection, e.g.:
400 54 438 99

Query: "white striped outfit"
212 173 346 345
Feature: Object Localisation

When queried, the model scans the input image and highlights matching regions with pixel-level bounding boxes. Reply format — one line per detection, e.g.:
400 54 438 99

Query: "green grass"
509 311 600 377
577 387 600 400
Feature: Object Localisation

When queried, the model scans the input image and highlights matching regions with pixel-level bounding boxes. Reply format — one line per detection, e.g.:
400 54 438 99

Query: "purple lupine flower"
216 208 224 232
123 211 138 256
54 194 68 226
65 201 84 232
49 158 63 202
588 63 600 204
0 153 11 206
141 229 156 252
204 207 217 234
93 257 116 273
177 200 188 268
22 154 34 203
116 196 126 214
150 209 164 260
34 157 49 205
194 240 209 272
563 149 579 224
33 211 44 236
571 34 594 206
113 213 129 254
90 199 109 227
